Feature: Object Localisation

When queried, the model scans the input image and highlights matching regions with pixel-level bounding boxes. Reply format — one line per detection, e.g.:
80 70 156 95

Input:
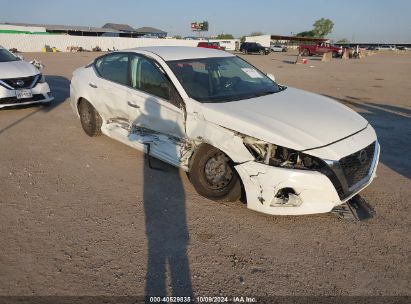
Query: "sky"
0 0 410 42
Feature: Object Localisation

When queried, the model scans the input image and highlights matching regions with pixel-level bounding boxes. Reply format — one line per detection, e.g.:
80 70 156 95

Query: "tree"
174 35 182 39
296 18 334 38
249 31 264 36
296 30 316 38
216 33 234 39
312 18 334 37
336 38 350 44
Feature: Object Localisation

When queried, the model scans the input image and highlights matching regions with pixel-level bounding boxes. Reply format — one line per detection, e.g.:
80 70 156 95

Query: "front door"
126 54 185 139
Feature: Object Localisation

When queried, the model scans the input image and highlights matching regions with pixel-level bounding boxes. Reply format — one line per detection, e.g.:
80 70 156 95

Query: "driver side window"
130 55 171 100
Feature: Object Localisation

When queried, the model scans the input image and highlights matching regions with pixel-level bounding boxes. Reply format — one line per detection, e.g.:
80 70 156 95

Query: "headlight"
38 74 46 83
243 136 324 170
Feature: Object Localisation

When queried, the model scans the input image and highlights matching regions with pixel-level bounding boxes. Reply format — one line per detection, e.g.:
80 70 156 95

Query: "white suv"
376 45 396 51
70 46 379 216
0 47 53 108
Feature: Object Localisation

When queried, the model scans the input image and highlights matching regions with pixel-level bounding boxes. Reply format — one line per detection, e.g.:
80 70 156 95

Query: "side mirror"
16 55 24 61
266 73 276 82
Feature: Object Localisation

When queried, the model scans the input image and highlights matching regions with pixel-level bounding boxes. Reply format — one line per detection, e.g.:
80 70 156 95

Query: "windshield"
0 49 19 63
167 56 281 103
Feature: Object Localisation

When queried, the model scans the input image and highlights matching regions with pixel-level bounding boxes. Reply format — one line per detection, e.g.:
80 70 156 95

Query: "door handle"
89 82 97 88
127 101 140 108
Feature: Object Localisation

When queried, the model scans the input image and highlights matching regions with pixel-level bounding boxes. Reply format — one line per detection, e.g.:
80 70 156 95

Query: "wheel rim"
204 152 234 190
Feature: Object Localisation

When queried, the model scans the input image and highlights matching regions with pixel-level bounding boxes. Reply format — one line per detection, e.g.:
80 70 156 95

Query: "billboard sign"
191 21 209 31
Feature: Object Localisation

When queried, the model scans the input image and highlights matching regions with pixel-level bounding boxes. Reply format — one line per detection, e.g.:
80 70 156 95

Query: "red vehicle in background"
299 42 342 57
197 41 226 51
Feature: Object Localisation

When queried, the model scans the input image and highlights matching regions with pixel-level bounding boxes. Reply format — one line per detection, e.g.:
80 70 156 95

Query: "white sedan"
70 46 379 216
0 47 53 108
270 45 287 52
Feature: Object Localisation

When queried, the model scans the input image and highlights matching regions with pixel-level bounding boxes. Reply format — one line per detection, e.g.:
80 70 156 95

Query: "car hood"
199 87 368 151
0 61 39 79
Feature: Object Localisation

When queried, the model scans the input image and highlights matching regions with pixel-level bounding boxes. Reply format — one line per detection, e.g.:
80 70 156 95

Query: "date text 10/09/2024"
149 296 258 303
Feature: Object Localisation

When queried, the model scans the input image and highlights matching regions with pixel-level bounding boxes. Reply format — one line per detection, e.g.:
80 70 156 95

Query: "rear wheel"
259 50 265 55
78 99 102 137
189 144 241 202
302 49 310 56
242 49 248 55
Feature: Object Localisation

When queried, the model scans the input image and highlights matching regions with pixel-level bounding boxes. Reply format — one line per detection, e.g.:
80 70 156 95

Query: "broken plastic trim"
144 142 165 171
270 188 303 207
331 195 375 221
243 135 324 170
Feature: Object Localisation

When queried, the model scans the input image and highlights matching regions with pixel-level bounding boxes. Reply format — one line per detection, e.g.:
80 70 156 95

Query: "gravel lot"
0 51 410 299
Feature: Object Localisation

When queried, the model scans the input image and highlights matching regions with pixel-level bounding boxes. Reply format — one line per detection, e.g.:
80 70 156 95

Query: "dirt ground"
0 50 410 300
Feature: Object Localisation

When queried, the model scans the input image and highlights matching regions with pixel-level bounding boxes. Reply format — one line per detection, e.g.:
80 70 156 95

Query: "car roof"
124 46 234 61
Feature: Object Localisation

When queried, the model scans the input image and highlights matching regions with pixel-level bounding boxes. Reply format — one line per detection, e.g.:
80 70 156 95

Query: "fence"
0 34 199 52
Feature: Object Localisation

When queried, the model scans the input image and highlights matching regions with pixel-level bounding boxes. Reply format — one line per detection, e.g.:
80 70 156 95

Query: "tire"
259 50 265 55
189 144 241 202
302 49 310 56
242 49 248 55
332 51 339 58
78 99 102 137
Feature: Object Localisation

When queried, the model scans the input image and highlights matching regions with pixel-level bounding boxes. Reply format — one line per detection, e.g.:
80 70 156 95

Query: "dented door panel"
128 90 186 139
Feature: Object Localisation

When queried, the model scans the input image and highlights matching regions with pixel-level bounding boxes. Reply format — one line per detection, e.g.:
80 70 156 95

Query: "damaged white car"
0 46 53 108
70 46 379 215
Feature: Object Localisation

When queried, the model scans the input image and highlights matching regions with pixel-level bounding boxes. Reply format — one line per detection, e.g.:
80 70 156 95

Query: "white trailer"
245 35 271 48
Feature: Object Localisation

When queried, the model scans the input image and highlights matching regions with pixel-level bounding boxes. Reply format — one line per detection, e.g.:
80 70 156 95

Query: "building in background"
134 27 167 38
0 22 167 38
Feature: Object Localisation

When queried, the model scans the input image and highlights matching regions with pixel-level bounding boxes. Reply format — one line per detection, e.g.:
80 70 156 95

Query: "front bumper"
0 82 53 109
235 141 380 216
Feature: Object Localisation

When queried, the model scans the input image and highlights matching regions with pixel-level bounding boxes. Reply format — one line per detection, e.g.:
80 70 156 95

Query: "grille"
0 94 45 105
1 75 38 89
320 166 345 199
339 142 376 188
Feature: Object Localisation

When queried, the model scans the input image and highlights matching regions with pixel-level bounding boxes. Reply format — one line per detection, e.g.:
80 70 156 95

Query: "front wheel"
78 99 102 137
189 144 241 202
302 49 310 56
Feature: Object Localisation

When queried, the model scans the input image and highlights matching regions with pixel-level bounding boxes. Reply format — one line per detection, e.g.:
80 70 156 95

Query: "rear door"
126 54 185 138
92 53 131 124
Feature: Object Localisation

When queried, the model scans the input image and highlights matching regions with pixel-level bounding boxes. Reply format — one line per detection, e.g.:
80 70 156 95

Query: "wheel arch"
187 142 244 202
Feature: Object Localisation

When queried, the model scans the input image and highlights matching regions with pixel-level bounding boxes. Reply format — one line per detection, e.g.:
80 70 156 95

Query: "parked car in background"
70 46 379 216
376 45 396 51
0 46 53 108
240 42 270 55
270 45 287 52
197 41 225 51
299 42 342 57
397 46 410 51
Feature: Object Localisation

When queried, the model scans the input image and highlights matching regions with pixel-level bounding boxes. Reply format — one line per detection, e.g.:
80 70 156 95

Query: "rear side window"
95 53 129 85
